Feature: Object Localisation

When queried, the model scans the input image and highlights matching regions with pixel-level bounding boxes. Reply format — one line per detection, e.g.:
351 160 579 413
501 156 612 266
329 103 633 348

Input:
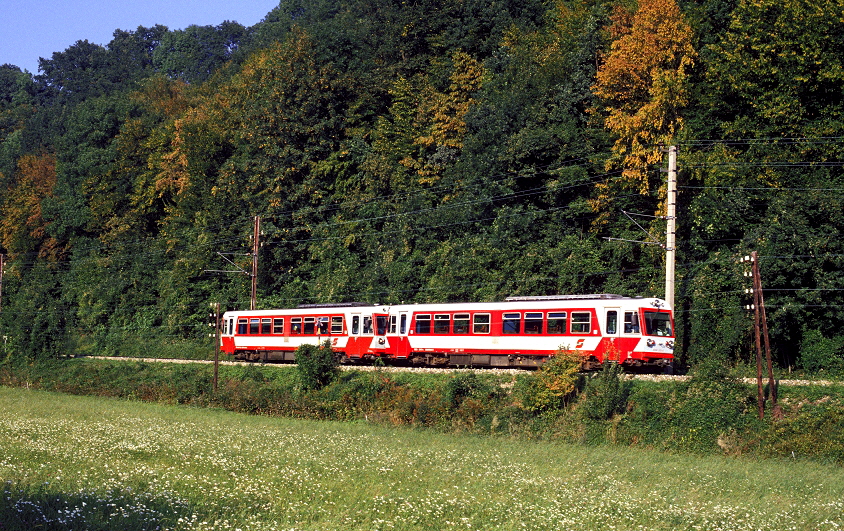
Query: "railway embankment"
1 356 842 464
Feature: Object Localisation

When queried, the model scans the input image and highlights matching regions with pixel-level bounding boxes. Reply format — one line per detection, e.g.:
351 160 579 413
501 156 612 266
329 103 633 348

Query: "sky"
2 0 280 74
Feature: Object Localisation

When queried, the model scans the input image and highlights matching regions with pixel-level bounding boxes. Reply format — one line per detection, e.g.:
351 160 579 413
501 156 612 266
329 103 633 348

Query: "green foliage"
580 362 631 421
295 342 339 390
799 329 844 374
516 350 583 412
2 0 844 375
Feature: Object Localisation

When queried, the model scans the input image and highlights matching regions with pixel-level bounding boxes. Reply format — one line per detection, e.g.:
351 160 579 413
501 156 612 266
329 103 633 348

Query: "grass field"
1 386 843 531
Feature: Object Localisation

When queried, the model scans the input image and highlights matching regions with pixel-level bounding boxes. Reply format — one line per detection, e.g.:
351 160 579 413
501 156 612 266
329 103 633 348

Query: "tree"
592 0 696 194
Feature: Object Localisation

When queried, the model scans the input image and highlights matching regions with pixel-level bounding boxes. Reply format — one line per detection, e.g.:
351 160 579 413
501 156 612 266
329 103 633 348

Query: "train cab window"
273 318 284 334
249 318 260 334
291 317 302 334
317 317 329 334
571 312 591 334
503 313 521 334
261 318 272 334
624 312 640 333
400 314 407 334
546 312 567 334
525 312 543 334
434 314 450 334
473 314 490 334
237 319 247 334
351 316 360 335
376 316 388 335
415 314 431 334
453 313 470 334
304 317 316 334
362 316 373 334
606 311 618 334
389 315 397 334
644 311 673 336
331 316 343 334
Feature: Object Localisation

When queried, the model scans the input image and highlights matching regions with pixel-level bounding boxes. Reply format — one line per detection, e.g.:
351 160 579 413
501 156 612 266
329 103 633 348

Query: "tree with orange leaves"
592 0 695 200
0 153 59 259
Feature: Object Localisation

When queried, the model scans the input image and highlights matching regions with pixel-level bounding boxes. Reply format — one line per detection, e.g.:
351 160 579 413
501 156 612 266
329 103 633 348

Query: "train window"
644 311 672 336
546 312 567 334
525 312 543 334
389 315 397 334
415 314 431 334
571 312 591 334
606 311 618 334
331 316 343 334
362 316 373 334
249 318 260 334
503 313 521 334
376 316 388 335
351 316 360 335
291 317 302 334
317 317 329 334
273 318 284 334
304 317 316 334
261 318 272 334
222 319 228 335
434 314 450 334
473 314 490 334
237 319 247 334
400 314 407 334
624 312 640 333
453 313 470 334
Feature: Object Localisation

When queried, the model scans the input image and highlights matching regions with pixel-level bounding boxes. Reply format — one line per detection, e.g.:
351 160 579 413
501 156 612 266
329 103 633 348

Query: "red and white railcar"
219 294 674 369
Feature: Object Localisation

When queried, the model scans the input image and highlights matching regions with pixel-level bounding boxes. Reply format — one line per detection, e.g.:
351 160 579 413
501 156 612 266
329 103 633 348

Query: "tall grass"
1 387 843 530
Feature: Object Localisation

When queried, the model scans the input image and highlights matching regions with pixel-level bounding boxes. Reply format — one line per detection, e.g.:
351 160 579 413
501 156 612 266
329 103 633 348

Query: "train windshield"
643 311 673 337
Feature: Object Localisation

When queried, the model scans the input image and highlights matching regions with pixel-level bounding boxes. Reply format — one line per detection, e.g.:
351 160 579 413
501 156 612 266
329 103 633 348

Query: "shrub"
295 342 339 390
580 362 630 420
800 329 844 374
516 349 583 412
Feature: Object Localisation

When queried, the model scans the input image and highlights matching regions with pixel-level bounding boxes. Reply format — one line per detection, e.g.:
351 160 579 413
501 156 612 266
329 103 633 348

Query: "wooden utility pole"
744 252 779 419
751 251 780 418
665 146 677 310
0 253 4 313
210 302 220 392
251 215 260 311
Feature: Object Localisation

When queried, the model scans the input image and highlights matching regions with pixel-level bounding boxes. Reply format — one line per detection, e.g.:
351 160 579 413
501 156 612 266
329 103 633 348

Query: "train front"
628 299 674 369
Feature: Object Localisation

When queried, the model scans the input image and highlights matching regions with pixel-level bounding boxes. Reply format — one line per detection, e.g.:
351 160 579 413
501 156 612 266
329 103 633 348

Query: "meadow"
1 386 843 531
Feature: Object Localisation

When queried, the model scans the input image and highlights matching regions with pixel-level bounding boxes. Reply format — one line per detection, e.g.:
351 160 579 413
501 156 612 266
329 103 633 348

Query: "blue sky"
2 0 280 74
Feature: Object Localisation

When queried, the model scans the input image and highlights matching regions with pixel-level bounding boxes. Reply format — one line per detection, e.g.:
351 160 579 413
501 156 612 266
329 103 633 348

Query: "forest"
1 0 843 371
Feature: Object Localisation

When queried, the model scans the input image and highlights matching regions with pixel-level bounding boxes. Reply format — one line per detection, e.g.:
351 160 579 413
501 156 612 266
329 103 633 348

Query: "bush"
516 349 583 412
800 329 844 374
295 342 339 390
580 362 630 420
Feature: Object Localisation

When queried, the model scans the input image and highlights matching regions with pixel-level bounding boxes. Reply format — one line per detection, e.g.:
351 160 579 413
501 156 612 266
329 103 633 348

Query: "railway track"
85 356 838 385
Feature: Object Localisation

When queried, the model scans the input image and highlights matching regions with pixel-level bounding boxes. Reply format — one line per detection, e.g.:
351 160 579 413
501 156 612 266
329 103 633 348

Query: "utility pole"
742 252 779 420
665 146 677 310
0 253 4 313
209 302 220 392
251 215 260 311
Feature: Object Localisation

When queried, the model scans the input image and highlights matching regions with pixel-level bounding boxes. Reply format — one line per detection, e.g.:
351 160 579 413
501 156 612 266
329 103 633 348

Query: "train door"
387 311 410 359
371 313 390 355
348 312 365 358
604 307 620 362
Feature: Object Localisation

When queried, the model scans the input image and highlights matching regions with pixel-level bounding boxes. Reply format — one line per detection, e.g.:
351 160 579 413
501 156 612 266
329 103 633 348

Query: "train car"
219 294 674 369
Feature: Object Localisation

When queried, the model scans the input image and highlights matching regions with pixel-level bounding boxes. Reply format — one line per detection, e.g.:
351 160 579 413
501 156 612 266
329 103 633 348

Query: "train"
219 294 674 369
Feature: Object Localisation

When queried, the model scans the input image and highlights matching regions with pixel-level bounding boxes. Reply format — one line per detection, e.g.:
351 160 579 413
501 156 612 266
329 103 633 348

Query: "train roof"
221 295 671 315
